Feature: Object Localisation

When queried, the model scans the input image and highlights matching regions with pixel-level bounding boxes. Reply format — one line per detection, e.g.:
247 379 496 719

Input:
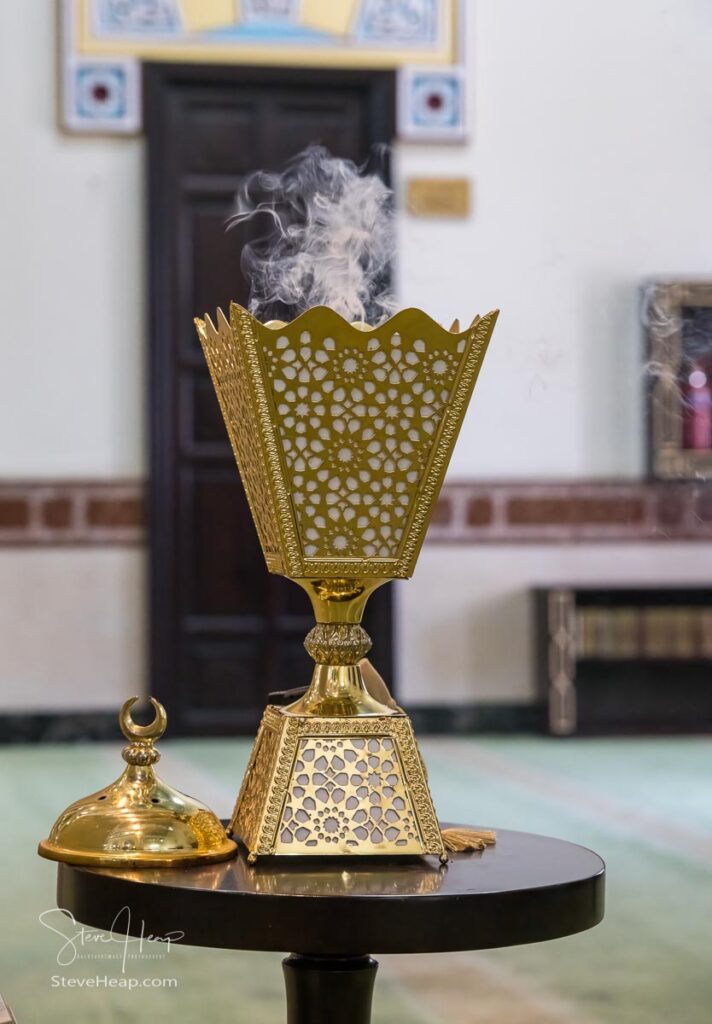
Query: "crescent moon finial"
119 696 167 742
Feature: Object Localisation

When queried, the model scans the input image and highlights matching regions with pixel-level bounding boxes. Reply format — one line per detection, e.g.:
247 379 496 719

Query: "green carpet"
3 736 712 1023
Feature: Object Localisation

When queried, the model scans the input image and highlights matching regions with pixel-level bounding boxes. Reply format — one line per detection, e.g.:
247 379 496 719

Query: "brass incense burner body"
291 578 393 717
196 303 498 861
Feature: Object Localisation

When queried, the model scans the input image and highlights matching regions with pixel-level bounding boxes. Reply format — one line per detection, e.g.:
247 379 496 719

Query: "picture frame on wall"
645 280 712 480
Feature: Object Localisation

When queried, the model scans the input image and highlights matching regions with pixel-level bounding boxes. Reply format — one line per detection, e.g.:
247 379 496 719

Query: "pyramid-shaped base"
230 706 446 862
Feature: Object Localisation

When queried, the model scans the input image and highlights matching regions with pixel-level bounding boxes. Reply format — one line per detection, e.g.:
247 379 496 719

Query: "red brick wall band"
0 482 144 546
0 480 710 546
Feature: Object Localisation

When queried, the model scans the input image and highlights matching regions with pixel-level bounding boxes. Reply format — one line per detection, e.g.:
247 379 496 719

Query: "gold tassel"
440 826 497 853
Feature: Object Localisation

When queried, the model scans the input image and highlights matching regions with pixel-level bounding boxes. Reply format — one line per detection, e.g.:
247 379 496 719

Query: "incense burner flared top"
196 304 498 581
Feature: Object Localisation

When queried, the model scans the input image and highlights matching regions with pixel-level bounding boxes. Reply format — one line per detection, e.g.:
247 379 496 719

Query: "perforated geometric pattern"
275 735 424 855
196 310 284 572
260 327 464 561
196 304 498 579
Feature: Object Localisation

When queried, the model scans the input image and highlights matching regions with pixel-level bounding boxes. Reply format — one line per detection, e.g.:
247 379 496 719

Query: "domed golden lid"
38 697 237 868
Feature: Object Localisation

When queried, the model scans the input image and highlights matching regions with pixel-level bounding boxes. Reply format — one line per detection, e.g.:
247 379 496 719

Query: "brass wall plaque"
406 178 471 218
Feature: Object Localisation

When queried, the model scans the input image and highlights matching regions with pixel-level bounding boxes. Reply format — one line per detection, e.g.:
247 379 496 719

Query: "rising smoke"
229 146 396 325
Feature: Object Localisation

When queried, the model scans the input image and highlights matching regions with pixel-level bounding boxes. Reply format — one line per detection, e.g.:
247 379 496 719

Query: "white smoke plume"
640 282 682 392
229 145 396 324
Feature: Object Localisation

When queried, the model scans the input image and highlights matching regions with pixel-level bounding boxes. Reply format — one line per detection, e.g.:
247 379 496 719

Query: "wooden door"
145 64 396 735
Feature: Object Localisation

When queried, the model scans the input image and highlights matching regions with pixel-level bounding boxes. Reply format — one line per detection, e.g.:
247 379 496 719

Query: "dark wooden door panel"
178 188 254 360
267 94 365 164
179 369 230 454
178 103 261 175
146 63 395 734
180 466 267 619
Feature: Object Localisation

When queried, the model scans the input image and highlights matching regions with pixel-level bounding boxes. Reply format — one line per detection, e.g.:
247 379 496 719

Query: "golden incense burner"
196 303 498 862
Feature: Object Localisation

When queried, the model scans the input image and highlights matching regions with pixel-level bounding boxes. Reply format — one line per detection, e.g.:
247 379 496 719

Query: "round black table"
56 827 605 1024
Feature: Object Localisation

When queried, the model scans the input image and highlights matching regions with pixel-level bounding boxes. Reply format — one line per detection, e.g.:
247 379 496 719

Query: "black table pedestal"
283 954 377 1024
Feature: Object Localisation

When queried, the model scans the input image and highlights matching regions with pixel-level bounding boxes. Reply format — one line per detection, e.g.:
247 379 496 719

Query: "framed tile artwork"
397 65 467 141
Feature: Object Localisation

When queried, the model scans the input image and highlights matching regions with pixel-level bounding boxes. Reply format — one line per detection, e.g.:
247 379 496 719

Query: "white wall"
0 549 145 711
397 0 712 478
1 0 712 710
0 1 145 478
3 0 712 480
400 544 712 705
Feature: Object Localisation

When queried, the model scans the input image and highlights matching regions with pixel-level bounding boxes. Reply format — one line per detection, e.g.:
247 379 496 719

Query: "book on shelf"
574 606 712 660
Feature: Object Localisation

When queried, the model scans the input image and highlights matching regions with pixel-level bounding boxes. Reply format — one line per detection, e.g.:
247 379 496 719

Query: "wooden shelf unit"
534 587 712 735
